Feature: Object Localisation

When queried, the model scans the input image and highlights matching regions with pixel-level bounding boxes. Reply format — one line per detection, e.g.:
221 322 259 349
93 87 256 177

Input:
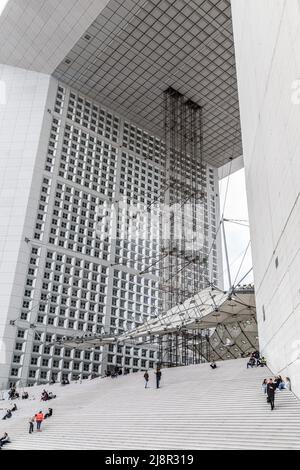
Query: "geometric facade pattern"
54 0 242 168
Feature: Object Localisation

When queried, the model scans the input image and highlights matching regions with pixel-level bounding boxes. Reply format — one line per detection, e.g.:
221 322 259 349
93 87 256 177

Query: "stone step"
1 358 299 450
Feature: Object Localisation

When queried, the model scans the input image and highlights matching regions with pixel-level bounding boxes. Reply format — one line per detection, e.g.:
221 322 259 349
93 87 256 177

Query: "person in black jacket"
155 367 162 389
267 378 276 410
253 350 260 360
0 432 10 449
144 371 149 388
44 408 53 419
2 410 12 420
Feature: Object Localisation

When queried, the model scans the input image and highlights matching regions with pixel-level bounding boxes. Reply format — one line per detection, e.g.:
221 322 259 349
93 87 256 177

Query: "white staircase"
1 358 300 450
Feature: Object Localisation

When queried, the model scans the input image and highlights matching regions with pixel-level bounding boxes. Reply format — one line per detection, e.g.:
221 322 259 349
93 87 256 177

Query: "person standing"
267 379 276 410
155 367 162 389
144 371 149 388
262 379 268 394
29 416 35 434
35 411 44 431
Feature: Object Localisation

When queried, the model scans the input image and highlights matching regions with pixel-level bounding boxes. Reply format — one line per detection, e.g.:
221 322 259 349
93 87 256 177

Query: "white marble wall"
0 0 111 74
232 0 300 397
0 64 54 388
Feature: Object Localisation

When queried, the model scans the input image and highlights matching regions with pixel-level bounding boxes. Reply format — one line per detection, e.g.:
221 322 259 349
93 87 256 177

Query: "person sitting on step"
257 356 267 367
247 356 256 368
44 407 53 419
2 410 12 420
284 377 291 391
41 390 49 401
210 361 217 369
0 432 10 449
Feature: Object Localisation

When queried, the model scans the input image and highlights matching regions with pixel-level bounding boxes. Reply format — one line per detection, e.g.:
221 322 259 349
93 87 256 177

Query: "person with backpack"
144 371 149 388
35 411 44 431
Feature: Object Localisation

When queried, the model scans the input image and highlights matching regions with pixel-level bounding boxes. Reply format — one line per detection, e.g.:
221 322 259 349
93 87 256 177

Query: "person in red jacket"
35 411 44 431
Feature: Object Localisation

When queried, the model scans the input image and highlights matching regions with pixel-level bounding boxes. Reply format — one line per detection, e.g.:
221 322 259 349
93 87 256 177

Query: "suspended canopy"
117 286 256 340
58 286 256 351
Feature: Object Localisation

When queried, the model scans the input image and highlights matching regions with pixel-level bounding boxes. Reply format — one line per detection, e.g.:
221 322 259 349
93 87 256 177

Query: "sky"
219 168 253 291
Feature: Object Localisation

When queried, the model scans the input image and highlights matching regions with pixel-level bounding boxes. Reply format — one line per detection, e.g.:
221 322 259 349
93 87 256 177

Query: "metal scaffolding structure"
157 329 211 368
161 87 207 312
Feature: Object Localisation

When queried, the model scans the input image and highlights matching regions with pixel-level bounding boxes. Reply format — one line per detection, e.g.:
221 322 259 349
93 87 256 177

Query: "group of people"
105 367 123 378
41 390 56 401
143 367 162 389
8 387 19 400
29 408 53 434
247 350 267 368
2 403 17 420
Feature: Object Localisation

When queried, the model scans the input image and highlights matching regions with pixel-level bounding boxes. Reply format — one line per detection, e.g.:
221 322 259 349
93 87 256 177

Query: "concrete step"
1 358 299 450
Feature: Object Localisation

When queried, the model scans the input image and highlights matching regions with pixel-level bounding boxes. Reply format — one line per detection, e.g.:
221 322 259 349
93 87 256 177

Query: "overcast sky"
219 168 253 291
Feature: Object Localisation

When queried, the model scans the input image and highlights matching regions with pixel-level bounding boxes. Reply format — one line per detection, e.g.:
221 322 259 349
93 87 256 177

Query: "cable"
235 267 253 288
233 240 251 287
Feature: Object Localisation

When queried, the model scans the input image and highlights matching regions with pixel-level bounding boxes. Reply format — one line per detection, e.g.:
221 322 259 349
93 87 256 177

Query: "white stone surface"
0 359 299 450
0 0 111 74
232 0 300 398
218 155 244 180
0 64 54 389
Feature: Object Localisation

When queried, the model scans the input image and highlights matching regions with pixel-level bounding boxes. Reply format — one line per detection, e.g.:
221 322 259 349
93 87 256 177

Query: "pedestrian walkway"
1 358 300 450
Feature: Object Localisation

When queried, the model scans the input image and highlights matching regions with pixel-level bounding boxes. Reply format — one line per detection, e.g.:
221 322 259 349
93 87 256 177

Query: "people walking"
267 378 276 410
155 367 162 389
144 371 149 388
29 416 35 434
35 411 44 431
